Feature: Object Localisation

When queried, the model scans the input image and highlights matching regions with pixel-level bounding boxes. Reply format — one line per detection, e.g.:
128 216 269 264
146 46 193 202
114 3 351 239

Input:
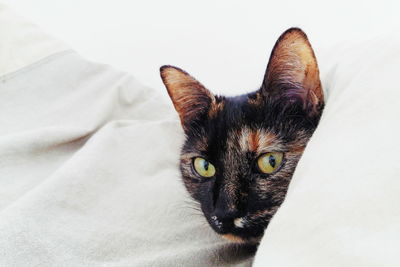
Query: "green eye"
193 157 216 178
257 152 284 174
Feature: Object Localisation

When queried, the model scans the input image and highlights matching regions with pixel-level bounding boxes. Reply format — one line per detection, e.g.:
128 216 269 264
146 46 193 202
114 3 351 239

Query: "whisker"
175 199 205 219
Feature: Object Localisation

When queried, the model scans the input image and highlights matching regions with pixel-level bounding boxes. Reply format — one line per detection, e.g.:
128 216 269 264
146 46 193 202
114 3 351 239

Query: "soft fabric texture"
2 3 400 266
0 4 253 266
254 35 400 266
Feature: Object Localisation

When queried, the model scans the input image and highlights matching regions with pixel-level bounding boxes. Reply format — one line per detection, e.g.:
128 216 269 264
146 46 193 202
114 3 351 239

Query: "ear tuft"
262 28 324 116
160 65 214 131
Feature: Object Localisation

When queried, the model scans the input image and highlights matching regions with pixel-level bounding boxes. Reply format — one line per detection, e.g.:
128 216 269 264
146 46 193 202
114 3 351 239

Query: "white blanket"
0 4 253 266
254 36 400 266
3 3 400 267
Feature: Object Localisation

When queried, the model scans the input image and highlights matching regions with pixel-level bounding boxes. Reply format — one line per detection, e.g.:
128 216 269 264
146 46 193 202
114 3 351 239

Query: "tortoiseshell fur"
161 28 324 243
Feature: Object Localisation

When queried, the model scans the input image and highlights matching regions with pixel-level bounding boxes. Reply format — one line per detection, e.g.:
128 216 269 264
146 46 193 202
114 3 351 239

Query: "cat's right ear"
260 28 324 117
160 65 214 131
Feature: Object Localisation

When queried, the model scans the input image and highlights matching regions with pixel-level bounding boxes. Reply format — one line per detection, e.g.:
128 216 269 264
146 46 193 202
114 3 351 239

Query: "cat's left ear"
261 28 324 116
160 65 215 131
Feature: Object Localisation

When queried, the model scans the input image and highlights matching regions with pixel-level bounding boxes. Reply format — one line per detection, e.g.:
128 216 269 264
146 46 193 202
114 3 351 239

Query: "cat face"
160 28 324 243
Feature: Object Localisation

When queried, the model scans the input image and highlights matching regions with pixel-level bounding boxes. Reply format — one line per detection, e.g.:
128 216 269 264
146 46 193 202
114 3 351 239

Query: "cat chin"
221 233 262 244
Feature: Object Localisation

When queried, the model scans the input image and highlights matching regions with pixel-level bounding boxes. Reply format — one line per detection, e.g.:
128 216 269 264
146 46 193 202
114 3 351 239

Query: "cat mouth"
207 214 268 244
220 224 265 244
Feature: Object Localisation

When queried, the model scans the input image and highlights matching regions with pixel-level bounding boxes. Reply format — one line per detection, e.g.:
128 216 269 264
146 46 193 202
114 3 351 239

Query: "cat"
160 28 324 244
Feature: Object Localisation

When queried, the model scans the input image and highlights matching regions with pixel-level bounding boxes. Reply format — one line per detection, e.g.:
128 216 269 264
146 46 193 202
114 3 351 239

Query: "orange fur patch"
222 234 246 243
248 131 260 152
239 128 281 153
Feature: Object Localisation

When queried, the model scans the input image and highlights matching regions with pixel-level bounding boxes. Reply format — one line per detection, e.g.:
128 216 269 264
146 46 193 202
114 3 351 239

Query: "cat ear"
261 28 323 116
160 65 214 131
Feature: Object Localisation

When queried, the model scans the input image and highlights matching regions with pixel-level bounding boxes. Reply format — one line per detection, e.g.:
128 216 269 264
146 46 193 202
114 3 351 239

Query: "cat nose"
212 196 241 226
210 215 224 231
211 186 243 227
210 209 240 234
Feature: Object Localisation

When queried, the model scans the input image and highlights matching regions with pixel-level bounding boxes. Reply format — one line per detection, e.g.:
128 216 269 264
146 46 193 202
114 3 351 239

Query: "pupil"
269 155 276 168
203 161 209 171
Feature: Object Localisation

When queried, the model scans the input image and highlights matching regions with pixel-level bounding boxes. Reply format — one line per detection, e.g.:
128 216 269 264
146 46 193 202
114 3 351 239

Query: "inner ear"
261 28 324 116
160 65 214 131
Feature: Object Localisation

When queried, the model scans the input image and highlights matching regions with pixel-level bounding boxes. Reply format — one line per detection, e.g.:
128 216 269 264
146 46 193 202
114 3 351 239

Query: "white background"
2 0 399 96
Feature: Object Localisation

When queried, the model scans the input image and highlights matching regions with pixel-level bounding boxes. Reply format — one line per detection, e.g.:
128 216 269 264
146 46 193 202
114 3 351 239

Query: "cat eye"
257 152 284 174
193 157 216 178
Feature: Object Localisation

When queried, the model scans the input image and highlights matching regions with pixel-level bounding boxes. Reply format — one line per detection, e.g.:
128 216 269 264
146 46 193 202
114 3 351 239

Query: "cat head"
160 28 324 243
